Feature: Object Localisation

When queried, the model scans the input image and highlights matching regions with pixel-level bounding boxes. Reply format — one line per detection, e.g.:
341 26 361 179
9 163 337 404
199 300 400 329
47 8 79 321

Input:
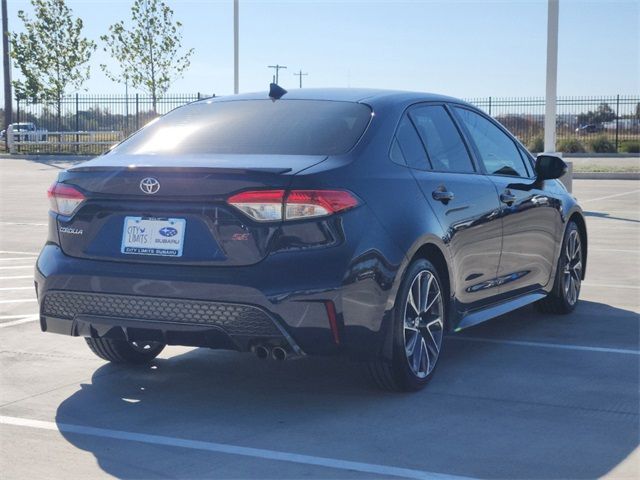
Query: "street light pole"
544 0 559 153
233 0 239 94
2 0 12 131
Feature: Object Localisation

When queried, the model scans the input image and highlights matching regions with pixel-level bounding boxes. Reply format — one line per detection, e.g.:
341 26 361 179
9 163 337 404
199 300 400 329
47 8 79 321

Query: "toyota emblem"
140 177 160 194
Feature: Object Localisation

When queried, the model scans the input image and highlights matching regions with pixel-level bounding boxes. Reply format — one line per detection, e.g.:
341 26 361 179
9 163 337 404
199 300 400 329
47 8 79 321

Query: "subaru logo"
159 227 178 237
140 177 160 194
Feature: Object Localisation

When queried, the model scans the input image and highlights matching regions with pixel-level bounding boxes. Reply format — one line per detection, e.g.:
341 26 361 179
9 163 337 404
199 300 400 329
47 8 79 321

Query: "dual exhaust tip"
253 344 289 361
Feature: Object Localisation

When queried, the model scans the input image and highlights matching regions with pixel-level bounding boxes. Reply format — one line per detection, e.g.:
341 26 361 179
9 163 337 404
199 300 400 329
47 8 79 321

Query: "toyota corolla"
36 88 587 391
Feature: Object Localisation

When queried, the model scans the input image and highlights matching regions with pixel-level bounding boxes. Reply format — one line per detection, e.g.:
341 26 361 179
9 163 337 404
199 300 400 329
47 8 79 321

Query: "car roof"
197 88 473 109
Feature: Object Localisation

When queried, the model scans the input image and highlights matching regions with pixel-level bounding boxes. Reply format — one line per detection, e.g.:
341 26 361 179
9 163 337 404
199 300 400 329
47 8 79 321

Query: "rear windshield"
111 99 372 156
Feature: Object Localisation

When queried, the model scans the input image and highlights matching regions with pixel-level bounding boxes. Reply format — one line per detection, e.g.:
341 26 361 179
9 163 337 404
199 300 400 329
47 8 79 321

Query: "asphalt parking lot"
0 156 638 479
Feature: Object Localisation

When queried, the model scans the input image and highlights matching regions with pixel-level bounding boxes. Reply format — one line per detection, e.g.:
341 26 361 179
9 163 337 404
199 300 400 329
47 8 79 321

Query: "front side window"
111 99 372 157
454 107 530 177
409 105 474 173
518 145 535 173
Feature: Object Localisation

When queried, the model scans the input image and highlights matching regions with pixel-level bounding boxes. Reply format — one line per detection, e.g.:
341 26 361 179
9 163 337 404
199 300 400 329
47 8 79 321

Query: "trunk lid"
56 153 326 266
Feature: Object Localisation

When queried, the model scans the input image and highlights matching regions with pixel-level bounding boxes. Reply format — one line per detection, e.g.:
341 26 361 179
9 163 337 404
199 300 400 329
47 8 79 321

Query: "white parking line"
0 275 33 280
0 251 39 255
589 248 639 254
0 266 33 270
0 315 39 328
0 313 37 320
581 189 640 204
451 336 640 356
0 286 34 291
0 298 37 305
0 257 38 261
582 282 640 290
0 222 47 226
0 416 472 480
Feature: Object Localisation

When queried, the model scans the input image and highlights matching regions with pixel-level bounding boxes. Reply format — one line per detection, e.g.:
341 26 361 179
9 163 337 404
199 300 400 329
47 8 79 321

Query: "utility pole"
267 64 287 85
544 0 559 153
2 0 12 132
233 0 239 94
294 70 308 88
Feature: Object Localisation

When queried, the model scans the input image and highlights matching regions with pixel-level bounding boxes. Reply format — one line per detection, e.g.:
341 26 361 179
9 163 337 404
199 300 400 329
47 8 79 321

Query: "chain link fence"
2 93 639 155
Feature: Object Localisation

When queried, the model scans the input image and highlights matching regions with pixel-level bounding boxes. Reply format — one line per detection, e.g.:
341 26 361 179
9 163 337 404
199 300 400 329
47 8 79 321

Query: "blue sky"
4 0 640 98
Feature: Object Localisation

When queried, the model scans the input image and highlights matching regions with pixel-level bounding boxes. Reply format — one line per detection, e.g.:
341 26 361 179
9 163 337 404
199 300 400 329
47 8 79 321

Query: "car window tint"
409 106 474 173
389 138 406 165
112 100 372 156
454 107 529 177
394 116 430 170
517 145 534 176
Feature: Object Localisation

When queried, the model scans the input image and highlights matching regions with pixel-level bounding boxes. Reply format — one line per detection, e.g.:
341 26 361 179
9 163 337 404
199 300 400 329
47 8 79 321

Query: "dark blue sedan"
36 88 587 391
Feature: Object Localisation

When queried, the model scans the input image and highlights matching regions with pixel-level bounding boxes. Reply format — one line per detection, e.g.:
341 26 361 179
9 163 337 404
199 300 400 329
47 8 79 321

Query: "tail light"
227 189 359 222
227 190 285 222
47 182 85 216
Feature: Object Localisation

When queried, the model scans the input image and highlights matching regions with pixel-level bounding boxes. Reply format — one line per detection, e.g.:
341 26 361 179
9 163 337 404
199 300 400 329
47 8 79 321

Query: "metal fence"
466 95 639 153
7 93 206 154
3 93 639 155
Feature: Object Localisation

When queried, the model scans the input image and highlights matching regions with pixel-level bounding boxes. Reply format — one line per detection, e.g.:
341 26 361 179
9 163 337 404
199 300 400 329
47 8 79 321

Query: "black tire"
367 258 446 392
536 221 583 314
85 337 165 364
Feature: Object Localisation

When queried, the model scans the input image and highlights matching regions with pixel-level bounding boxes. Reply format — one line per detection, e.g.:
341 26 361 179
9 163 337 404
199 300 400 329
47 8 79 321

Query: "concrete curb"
573 172 640 180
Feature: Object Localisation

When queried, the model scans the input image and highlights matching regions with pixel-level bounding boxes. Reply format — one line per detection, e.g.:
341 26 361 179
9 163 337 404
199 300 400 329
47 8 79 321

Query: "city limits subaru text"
36 88 587 391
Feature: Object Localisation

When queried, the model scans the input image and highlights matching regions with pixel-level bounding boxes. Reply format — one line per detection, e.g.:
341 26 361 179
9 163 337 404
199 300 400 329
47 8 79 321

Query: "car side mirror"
535 154 567 180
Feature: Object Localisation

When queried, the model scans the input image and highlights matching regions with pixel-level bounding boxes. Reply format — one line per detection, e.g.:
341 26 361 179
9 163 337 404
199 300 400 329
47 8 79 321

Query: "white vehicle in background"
7 122 48 142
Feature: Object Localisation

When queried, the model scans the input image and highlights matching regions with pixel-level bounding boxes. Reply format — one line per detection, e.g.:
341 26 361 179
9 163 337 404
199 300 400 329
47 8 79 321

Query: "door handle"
531 195 549 205
500 190 517 206
432 188 454 204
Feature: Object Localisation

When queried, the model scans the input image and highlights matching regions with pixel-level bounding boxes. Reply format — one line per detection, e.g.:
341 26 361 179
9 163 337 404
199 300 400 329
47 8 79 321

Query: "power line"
294 70 308 88
267 64 287 85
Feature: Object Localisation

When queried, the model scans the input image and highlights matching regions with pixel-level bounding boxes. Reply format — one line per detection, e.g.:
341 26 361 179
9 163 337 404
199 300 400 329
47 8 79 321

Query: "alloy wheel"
563 229 582 306
402 270 444 379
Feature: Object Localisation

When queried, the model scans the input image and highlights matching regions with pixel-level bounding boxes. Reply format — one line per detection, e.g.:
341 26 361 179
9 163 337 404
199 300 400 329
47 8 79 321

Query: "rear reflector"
227 189 359 222
47 182 86 216
324 300 340 344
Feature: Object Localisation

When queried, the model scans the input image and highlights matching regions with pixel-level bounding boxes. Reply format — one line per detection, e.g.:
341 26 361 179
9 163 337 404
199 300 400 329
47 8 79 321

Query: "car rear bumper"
35 242 399 359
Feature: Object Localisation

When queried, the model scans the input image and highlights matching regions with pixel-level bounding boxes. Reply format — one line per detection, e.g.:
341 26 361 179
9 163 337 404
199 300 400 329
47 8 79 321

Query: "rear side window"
409 106 475 173
391 116 430 170
111 100 372 156
454 107 530 177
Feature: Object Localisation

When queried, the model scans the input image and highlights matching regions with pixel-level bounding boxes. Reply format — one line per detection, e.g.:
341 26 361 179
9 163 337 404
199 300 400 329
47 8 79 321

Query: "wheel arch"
386 238 454 330
411 243 451 307
380 239 454 362
568 210 588 280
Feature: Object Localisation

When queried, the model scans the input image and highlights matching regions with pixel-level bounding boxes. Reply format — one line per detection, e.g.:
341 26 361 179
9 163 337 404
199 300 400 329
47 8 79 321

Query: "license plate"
121 217 186 257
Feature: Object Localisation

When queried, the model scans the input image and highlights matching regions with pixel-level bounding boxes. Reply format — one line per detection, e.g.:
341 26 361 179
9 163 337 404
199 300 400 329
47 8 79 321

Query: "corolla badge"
159 227 178 237
139 177 160 194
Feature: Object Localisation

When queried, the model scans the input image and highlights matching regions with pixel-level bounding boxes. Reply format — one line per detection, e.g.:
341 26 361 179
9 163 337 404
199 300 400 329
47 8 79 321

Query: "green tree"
10 0 95 126
101 0 193 113
577 102 616 126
